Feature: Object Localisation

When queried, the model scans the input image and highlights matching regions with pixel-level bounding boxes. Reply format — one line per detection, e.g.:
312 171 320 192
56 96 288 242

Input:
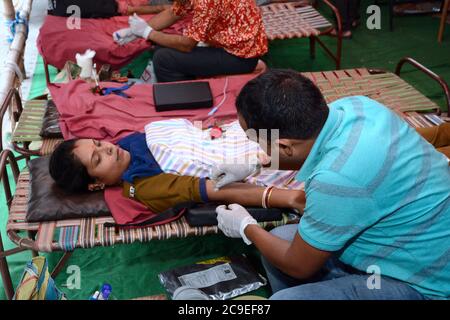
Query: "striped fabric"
145 119 304 190
57 226 79 251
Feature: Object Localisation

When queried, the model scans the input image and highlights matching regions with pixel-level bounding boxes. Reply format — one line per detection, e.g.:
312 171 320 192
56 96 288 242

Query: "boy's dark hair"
49 139 94 193
236 69 329 141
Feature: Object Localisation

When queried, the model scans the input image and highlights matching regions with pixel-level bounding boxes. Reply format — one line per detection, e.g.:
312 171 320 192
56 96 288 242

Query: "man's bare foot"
330 29 352 38
352 20 360 28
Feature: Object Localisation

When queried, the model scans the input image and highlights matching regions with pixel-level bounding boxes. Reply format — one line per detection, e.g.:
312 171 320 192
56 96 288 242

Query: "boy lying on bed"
49 133 305 214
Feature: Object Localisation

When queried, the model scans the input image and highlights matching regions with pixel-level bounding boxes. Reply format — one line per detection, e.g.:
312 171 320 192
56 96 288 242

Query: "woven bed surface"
8 170 293 252
11 99 63 156
7 68 443 252
261 2 333 40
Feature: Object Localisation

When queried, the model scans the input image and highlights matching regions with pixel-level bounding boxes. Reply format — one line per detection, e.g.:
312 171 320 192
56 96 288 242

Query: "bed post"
0 149 22 300
2 0 15 21
0 233 14 300
395 57 450 114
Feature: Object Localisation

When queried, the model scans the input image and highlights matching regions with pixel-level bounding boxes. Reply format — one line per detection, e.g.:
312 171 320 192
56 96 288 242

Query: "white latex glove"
216 204 257 245
129 13 153 39
211 163 261 190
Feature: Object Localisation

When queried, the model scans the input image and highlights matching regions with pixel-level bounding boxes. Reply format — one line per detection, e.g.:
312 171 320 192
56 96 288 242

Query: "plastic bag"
159 255 267 300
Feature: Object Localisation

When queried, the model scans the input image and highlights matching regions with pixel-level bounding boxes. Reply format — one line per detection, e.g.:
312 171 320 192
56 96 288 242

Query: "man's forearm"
245 224 295 273
245 224 331 279
148 7 180 31
148 31 197 52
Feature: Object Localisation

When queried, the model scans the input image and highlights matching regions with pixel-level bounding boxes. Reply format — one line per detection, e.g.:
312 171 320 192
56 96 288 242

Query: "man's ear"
276 139 296 157
88 182 105 192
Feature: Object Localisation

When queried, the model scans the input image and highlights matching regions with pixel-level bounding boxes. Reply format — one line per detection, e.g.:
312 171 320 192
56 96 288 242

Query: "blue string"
6 11 29 44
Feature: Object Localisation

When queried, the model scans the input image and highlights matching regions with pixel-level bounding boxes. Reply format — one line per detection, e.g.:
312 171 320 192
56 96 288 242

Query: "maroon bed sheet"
48 72 260 144
37 14 188 70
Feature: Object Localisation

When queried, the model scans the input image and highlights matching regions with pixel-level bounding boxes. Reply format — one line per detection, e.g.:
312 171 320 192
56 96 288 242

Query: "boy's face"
72 139 131 187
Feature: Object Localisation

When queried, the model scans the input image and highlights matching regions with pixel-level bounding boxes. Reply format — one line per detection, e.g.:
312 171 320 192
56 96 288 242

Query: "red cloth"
103 187 188 226
48 73 258 144
48 73 261 225
37 14 188 70
116 0 149 15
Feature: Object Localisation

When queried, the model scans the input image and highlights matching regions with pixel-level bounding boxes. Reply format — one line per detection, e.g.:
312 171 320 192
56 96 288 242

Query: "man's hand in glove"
216 204 258 245
129 13 153 39
211 163 261 190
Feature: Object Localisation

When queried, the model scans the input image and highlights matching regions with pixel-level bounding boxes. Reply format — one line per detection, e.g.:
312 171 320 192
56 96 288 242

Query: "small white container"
76 49 96 79
172 286 211 300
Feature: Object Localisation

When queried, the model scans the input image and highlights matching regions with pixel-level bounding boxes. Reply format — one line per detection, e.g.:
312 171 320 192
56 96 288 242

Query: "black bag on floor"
48 0 118 18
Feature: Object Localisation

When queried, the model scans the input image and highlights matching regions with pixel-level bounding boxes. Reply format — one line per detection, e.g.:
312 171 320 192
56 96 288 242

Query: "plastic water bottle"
89 283 113 300
140 60 157 84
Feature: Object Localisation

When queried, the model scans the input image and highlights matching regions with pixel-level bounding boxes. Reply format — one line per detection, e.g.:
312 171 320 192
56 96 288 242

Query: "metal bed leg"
51 252 73 279
395 57 450 114
0 233 15 300
27 231 38 257
438 0 449 43
321 0 343 69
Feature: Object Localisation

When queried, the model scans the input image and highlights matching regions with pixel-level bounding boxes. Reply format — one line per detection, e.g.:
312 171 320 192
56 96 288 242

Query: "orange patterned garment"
172 0 268 58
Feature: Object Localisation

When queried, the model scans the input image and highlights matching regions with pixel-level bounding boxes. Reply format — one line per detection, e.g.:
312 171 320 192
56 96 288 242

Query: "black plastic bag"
159 255 267 300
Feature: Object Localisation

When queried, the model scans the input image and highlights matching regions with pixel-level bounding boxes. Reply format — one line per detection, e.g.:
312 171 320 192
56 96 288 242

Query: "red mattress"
48 72 261 144
37 14 188 70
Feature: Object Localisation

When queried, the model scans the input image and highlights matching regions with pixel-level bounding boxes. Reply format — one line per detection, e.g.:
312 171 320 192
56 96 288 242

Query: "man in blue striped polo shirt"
215 69 450 299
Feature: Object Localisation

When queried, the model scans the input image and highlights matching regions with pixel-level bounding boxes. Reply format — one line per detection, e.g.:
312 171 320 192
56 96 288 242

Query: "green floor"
1 1 450 300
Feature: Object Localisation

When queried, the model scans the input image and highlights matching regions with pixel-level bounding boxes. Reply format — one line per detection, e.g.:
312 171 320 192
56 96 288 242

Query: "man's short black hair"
49 139 94 193
236 69 329 140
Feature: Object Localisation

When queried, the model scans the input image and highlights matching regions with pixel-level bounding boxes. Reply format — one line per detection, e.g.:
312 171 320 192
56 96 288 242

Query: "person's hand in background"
129 13 153 39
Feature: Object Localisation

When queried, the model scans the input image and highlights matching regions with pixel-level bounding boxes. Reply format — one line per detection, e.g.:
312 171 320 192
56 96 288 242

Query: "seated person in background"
127 0 268 82
123 0 287 15
125 0 291 14
49 133 305 214
416 122 450 160
330 0 361 39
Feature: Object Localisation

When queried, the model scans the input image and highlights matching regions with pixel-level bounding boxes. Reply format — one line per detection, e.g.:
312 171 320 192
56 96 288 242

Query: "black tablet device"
153 81 213 112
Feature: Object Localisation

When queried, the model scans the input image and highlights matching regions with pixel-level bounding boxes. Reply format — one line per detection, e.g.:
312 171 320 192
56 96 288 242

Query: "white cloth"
145 119 304 190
